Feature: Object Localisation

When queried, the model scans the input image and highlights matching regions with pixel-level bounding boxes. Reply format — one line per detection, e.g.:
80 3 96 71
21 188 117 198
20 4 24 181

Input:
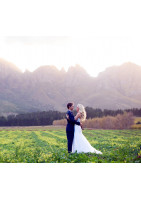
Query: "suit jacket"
66 110 80 133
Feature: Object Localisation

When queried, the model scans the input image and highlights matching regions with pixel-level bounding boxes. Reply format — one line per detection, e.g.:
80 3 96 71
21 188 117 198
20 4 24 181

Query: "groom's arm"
67 112 80 126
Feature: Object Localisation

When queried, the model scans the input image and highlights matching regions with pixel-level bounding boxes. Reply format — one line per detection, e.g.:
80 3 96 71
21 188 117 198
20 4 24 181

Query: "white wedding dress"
72 118 102 154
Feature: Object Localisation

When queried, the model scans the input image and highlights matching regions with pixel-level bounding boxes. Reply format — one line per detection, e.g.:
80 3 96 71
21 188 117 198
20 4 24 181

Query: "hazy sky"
0 0 141 77
1 36 141 77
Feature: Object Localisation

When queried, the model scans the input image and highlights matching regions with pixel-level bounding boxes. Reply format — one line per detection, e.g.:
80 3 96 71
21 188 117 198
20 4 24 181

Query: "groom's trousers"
66 110 80 153
66 131 74 153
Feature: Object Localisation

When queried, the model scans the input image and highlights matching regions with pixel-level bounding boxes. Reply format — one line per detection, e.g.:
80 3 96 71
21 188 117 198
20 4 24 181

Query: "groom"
66 102 81 153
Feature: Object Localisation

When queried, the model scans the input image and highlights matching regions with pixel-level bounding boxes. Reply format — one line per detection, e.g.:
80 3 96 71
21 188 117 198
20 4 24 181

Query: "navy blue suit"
66 110 80 153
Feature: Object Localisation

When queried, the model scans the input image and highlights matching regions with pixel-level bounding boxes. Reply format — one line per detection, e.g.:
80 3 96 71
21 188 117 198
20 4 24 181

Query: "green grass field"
0 126 141 163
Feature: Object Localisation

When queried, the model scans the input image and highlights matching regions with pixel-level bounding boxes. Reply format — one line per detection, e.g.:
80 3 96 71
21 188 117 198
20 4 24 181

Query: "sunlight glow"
0 0 141 76
0 36 141 77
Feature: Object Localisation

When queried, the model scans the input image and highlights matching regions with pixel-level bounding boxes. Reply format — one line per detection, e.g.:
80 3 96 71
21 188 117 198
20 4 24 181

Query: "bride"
72 104 102 154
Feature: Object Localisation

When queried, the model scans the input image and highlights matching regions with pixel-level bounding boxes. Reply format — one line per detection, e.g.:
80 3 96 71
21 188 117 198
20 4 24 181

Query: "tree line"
0 107 141 126
0 110 65 126
85 107 141 118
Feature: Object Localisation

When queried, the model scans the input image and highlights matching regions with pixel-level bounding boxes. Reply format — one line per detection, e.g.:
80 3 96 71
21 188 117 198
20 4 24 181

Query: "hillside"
0 59 141 114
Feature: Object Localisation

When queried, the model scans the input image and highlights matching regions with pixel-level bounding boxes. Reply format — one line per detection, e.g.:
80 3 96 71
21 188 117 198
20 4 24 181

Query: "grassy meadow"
0 126 141 163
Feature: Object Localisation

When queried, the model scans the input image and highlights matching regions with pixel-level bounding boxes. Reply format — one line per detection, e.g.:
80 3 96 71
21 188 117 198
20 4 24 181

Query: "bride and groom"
66 103 102 154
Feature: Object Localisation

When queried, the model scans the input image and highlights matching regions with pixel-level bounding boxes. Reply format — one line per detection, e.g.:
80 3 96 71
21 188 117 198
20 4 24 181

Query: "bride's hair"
77 104 86 121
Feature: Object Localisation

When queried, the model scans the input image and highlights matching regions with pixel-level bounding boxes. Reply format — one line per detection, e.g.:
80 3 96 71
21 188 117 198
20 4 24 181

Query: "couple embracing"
66 103 102 154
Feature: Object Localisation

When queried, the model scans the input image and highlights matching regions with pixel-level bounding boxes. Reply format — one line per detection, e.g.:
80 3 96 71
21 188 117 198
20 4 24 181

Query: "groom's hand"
66 114 69 120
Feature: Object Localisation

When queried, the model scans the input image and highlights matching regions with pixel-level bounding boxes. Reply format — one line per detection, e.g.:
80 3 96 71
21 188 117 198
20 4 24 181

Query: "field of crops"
0 126 141 163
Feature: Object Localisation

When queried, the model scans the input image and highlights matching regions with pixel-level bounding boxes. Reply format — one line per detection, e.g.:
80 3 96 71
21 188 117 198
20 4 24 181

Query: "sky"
1 36 141 77
0 0 141 77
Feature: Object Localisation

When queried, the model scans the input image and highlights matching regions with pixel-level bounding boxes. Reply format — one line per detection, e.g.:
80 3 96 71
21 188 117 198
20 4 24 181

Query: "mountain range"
0 58 141 115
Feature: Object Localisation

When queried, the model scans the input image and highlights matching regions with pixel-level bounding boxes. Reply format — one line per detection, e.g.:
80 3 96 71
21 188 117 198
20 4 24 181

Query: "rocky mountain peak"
0 60 141 114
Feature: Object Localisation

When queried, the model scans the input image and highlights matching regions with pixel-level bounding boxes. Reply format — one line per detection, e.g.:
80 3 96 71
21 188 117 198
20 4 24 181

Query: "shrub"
53 112 134 129
53 119 67 126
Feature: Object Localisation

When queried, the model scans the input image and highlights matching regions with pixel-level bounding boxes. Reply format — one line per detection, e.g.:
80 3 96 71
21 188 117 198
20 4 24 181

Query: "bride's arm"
74 112 81 120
